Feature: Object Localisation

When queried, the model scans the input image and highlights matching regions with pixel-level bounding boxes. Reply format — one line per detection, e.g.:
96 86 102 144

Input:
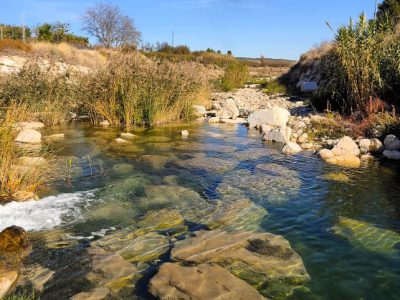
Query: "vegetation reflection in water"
3 122 400 300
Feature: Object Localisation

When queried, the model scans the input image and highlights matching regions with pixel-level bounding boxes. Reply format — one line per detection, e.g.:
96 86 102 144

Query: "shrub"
261 79 287 95
0 59 79 125
220 61 249 91
80 53 210 127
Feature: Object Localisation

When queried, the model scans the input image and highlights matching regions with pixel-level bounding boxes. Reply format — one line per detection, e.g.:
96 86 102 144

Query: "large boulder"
360 138 384 153
171 230 309 297
263 127 292 144
149 263 266 300
14 129 41 144
332 136 360 156
248 107 290 128
384 135 400 151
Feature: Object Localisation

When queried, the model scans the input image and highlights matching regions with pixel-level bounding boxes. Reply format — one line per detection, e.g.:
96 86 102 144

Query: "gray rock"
263 127 291 144
384 135 400 151
383 150 400 160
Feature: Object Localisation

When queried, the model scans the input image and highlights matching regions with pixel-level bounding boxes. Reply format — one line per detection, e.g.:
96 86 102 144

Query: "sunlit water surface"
1 122 400 299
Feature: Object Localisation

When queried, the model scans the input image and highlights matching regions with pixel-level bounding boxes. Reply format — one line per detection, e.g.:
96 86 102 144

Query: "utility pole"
172 30 174 47
0 26 3 40
374 0 378 20
21 14 26 42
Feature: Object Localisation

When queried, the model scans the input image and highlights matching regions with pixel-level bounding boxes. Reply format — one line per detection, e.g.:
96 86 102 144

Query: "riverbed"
1 122 400 299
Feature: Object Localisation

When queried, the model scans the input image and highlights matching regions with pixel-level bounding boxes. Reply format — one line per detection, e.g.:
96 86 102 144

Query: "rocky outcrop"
171 230 309 298
14 129 41 144
149 263 266 300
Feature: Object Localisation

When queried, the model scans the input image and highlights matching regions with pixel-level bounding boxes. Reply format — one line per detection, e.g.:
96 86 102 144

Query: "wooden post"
0 27 3 40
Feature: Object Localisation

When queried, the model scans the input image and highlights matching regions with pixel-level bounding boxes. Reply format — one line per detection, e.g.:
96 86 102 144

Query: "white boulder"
247 107 290 128
181 130 189 137
216 99 239 120
15 129 41 144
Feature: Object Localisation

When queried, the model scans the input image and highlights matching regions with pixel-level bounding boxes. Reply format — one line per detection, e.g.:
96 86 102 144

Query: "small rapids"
0 191 94 231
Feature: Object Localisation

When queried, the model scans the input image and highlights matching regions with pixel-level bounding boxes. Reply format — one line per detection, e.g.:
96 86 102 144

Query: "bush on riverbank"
0 60 79 126
220 61 249 92
80 53 210 127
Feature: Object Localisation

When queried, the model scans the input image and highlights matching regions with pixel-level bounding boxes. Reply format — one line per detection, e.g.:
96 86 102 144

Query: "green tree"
377 0 400 25
0 24 31 40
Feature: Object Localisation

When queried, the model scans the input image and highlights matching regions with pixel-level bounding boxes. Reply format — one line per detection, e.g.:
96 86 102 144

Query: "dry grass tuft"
30 42 107 68
0 39 32 53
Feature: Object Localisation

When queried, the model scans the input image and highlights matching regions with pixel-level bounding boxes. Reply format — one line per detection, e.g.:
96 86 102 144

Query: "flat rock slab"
171 230 309 298
149 263 266 300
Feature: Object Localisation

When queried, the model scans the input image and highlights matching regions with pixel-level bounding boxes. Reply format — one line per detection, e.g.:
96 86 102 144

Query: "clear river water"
1 122 400 300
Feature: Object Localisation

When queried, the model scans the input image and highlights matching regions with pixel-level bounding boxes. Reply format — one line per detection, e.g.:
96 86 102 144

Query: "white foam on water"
0 191 94 232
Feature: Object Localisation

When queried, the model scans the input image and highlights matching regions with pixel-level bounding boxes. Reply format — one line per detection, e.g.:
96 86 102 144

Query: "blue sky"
1 0 378 60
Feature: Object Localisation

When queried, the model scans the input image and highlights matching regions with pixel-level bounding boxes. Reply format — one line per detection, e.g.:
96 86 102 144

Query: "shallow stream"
1 122 400 299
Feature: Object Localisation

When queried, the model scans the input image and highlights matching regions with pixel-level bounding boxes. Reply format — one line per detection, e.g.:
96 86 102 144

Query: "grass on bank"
219 61 249 92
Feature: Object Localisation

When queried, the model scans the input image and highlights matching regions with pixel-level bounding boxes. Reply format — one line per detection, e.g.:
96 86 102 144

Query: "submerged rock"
71 247 139 300
171 230 309 298
174 156 237 173
149 263 266 300
15 129 41 144
332 217 400 255
204 199 267 231
112 163 134 175
120 132 136 139
217 164 301 203
321 173 350 183
140 154 175 170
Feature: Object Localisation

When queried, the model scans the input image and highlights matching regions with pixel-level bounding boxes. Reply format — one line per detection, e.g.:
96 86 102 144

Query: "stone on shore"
149 263 266 300
319 137 361 168
99 120 110 127
263 127 291 144
192 105 207 117
216 98 240 120
15 129 41 144
208 117 220 124
248 107 290 128
282 142 302 155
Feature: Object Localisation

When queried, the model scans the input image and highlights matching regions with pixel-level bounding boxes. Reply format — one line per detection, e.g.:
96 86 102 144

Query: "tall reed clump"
80 53 210 127
0 59 79 126
318 14 399 115
220 61 249 92
0 104 50 201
